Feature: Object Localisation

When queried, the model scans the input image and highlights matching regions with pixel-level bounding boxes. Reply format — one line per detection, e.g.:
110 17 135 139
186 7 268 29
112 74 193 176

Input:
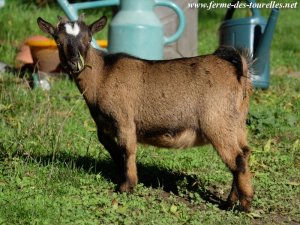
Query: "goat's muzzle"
67 53 85 74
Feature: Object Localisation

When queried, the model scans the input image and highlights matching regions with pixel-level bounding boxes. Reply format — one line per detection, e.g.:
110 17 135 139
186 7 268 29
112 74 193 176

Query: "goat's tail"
213 46 253 96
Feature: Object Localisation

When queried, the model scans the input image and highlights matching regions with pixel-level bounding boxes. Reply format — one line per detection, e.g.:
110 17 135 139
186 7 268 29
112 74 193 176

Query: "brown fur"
37 16 254 212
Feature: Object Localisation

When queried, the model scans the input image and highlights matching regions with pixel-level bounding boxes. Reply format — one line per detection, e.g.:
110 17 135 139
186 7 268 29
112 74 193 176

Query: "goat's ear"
89 16 107 35
37 17 55 36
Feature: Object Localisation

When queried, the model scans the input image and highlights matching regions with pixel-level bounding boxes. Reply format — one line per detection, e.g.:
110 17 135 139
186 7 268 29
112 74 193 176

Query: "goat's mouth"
71 61 84 74
67 53 86 74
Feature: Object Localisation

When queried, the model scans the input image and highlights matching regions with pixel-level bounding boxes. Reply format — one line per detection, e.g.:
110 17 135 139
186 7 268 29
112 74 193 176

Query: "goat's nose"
68 58 79 70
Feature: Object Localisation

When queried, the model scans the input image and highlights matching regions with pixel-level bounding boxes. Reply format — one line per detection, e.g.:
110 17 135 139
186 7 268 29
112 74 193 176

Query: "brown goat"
37 15 254 212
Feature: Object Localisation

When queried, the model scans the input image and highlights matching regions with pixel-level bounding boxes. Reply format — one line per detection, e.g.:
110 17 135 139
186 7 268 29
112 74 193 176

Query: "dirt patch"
252 213 300 225
287 71 300 78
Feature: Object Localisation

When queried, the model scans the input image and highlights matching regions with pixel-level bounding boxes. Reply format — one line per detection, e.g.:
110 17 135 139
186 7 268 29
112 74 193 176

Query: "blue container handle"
224 0 260 21
154 0 186 45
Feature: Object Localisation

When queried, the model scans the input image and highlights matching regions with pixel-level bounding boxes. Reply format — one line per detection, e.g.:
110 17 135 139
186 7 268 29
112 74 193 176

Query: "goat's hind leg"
212 138 253 212
227 147 253 212
226 145 252 209
225 179 239 209
234 145 253 212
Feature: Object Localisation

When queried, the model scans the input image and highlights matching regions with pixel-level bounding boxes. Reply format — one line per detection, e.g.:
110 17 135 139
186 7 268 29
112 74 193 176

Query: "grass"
0 0 300 224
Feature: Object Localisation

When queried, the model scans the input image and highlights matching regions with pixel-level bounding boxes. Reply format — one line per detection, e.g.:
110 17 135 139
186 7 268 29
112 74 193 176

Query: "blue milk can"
108 0 186 60
219 0 279 89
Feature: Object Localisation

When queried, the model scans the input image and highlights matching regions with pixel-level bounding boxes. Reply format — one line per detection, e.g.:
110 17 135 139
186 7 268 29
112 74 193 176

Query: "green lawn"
0 0 300 224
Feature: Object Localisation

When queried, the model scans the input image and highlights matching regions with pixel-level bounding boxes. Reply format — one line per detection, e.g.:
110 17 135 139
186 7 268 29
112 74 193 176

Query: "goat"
37 15 254 212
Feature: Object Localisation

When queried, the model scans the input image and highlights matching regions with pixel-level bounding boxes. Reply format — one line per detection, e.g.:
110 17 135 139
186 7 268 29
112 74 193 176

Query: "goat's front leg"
97 129 126 185
117 124 138 193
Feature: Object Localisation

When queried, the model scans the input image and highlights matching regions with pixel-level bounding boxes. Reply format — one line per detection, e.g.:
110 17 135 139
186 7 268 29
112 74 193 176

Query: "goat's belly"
138 129 209 149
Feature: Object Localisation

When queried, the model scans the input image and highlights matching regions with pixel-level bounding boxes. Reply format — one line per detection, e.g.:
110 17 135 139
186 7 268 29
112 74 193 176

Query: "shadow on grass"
9 151 228 210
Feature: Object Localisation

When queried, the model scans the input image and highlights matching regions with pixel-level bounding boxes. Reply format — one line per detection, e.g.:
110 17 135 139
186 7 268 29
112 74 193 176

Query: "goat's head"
37 14 107 74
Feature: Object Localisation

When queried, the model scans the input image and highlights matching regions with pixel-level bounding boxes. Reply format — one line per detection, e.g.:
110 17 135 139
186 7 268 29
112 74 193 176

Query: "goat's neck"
73 46 104 106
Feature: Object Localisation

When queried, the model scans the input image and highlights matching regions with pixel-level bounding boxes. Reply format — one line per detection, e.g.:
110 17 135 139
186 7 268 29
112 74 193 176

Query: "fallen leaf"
170 205 177 214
